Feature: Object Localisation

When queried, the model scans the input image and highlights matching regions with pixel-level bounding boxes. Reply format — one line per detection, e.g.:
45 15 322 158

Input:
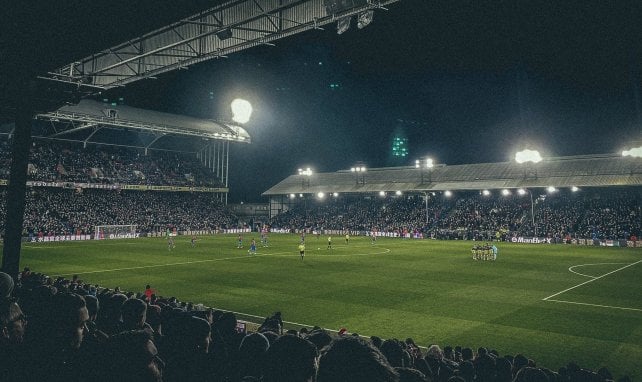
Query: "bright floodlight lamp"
502 189 511 196
379 191 386 197
547 186 557 193
482 190 491 196
515 149 543 164
352 163 367 184
518 188 527 195
395 190 402 196
231 99 252 123
289 193 296 198
333 192 339 197
317 192 325 199
415 158 434 168
622 146 642 157
444 190 452 197
571 186 580 192
298 167 313 176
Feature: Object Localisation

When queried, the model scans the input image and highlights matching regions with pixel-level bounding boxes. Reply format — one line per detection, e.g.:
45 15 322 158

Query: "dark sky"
5 1 642 202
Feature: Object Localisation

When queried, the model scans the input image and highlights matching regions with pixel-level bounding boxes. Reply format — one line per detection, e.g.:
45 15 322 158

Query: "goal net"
94 225 139 240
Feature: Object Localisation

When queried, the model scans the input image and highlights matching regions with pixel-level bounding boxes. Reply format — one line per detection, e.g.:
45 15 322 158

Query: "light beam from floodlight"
515 149 542 164
231 99 252 123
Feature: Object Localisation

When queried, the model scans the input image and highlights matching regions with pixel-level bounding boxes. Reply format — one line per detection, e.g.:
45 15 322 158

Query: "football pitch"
20 234 642 379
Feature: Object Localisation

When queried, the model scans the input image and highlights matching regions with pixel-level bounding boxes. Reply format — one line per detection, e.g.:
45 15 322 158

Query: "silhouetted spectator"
104 329 163 382
317 336 399 382
263 334 318 382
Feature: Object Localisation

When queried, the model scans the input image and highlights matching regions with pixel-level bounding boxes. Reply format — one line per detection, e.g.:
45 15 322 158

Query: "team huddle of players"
471 243 498 261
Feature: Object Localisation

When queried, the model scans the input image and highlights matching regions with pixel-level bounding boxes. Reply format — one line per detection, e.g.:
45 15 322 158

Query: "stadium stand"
0 270 630 381
23 139 225 187
269 190 642 241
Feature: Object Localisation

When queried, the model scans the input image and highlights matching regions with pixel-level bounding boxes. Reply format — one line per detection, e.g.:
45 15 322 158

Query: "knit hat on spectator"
0 272 14 298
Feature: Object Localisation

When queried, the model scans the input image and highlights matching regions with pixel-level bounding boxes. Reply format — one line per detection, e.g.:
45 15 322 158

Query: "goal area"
94 225 139 240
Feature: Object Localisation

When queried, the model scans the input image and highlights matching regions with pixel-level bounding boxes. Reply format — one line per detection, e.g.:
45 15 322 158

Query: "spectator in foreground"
317 336 399 382
263 334 318 382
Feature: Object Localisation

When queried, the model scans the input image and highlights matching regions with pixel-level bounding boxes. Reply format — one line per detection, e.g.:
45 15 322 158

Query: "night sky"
4 1 642 202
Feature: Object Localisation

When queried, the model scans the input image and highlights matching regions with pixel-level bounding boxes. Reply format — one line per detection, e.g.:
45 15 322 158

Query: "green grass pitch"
19 234 642 379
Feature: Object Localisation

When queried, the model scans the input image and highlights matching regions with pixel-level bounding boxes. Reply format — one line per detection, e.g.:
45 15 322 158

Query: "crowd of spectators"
0 138 224 188
0 187 239 236
2 138 641 240
270 190 642 240
0 269 631 381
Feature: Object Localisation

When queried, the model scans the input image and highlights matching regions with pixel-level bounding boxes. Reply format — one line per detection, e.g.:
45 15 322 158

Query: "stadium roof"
35 99 250 143
39 0 400 92
262 154 642 196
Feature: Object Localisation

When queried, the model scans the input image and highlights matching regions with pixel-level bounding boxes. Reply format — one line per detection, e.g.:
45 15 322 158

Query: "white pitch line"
545 299 642 313
53 247 391 277
543 259 642 301
567 263 628 279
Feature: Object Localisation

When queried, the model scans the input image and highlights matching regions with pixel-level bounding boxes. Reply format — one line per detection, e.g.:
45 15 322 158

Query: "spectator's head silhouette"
0 300 27 344
263 334 318 382
121 298 147 331
107 329 163 382
317 336 399 382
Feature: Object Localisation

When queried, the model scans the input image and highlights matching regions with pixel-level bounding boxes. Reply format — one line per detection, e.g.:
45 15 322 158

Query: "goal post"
94 225 140 240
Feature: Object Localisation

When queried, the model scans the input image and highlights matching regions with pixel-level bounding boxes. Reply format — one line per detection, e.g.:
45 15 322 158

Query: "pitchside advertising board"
510 236 636 247
25 233 141 242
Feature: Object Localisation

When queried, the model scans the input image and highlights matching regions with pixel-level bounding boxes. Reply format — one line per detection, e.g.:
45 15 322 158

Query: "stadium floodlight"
379 191 386 197
231 99 252 123
357 10 374 29
517 188 527 195
336 16 351 34
298 167 313 188
547 186 557 193
502 189 511 196
351 163 367 184
395 190 402 196
415 157 435 184
622 146 642 157
289 193 296 198
317 192 325 199
299 193 304 197
298 167 313 176
332 192 339 197
515 149 542 164
571 186 579 192
444 190 452 197
482 189 491 196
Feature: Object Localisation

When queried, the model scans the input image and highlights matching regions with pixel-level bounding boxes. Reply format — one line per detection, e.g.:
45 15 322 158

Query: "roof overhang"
35 99 250 143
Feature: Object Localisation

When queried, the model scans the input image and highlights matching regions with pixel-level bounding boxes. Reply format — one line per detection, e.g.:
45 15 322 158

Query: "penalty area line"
545 299 642 313
543 259 642 301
